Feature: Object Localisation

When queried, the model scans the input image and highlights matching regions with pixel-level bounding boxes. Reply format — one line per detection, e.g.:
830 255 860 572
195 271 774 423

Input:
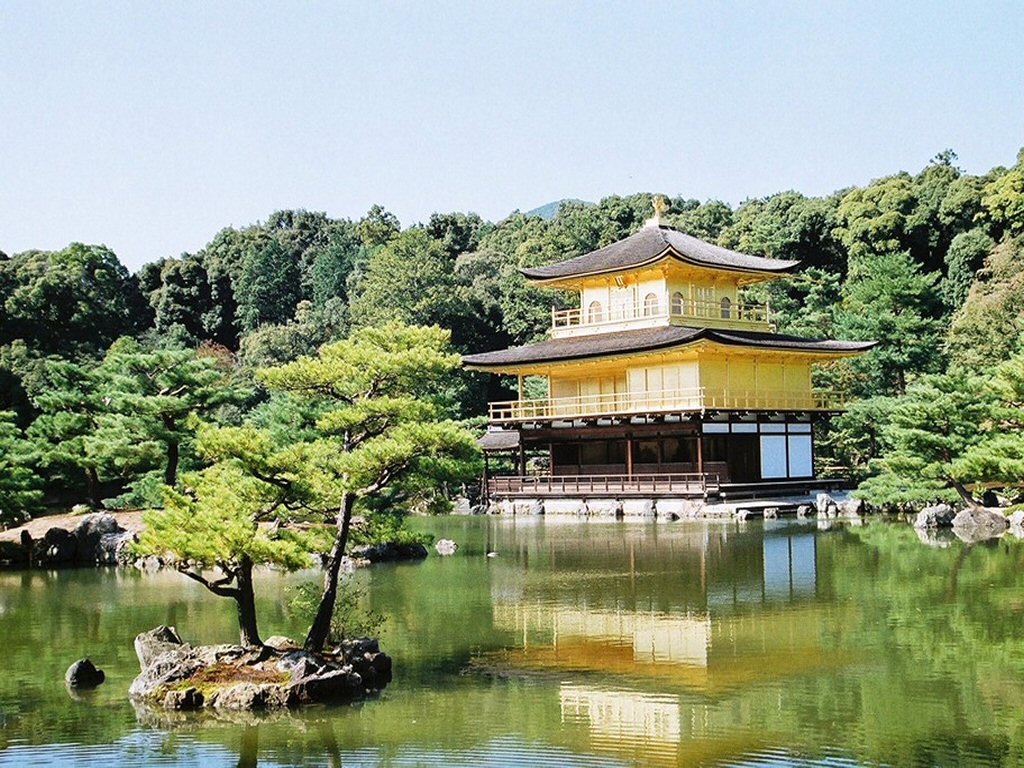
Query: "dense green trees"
0 411 42 526
2 147 1024 520
0 243 143 355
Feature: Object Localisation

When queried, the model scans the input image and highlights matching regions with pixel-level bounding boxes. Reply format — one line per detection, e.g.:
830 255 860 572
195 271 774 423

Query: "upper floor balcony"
551 296 773 338
488 386 845 423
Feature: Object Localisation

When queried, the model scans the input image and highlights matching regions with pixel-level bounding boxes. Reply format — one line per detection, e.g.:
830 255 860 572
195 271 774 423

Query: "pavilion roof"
477 429 521 451
520 224 800 282
462 325 876 369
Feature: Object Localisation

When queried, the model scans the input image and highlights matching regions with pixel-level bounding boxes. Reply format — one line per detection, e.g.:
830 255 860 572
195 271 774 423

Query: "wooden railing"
488 387 844 421
551 298 772 333
489 473 720 497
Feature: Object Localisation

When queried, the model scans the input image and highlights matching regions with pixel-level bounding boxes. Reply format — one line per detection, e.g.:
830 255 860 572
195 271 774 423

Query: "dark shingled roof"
463 326 876 368
477 429 521 451
520 224 800 281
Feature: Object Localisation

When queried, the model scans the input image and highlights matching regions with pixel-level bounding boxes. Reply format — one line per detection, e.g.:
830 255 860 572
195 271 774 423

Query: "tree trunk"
162 414 180 487
304 491 355 653
165 440 180 487
86 467 101 509
951 479 979 507
235 556 262 647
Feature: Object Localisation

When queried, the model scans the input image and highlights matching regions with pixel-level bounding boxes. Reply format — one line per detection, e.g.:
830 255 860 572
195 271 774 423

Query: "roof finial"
645 195 669 228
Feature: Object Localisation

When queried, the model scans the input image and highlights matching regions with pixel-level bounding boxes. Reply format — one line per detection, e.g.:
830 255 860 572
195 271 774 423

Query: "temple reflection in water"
478 520 837 765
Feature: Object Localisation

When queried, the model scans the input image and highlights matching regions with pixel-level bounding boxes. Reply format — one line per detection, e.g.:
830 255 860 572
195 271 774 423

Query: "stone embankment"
486 492 867 521
0 511 431 570
129 626 391 711
0 512 142 568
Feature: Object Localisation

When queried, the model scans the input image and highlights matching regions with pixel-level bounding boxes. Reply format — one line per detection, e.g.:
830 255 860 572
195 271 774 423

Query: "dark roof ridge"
462 325 876 369
520 224 800 282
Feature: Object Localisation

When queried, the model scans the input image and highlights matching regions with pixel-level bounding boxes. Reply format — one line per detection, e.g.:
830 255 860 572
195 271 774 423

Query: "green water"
1 517 1024 767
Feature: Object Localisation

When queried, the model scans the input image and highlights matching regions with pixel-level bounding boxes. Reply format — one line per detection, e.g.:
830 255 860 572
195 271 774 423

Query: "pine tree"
258 322 480 652
0 411 42 527
837 251 944 396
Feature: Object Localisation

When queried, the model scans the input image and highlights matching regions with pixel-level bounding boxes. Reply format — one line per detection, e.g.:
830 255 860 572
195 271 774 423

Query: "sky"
1 1 1022 271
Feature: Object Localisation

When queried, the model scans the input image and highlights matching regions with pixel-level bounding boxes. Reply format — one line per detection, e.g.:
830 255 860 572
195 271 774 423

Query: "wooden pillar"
696 428 704 476
518 442 526 477
482 452 490 504
626 435 633 479
517 374 524 401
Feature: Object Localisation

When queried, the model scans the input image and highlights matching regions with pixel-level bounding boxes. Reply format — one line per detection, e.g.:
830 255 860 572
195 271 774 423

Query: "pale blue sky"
2 1 1022 270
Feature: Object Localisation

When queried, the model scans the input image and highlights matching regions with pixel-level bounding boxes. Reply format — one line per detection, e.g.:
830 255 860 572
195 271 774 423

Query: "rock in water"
914 503 955 529
952 507 1009 543
134 625 185 670
65 658 105 688
349 541 428 563
434 538 458 556
128 626 393 711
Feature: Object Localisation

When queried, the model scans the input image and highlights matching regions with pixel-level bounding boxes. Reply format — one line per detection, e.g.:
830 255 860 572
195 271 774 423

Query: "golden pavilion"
464 214 874 502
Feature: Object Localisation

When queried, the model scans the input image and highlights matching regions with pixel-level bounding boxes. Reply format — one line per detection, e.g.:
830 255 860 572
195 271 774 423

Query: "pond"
1 516 1023 767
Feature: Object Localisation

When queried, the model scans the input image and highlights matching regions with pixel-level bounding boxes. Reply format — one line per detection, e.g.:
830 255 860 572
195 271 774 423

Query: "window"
643 292 660 317
587 300 604 323
580 440 626 467
720 297 732 319
671 291 685 315
580 441 608 465
633 439 659 464
552 443 579 468
663 437 697 464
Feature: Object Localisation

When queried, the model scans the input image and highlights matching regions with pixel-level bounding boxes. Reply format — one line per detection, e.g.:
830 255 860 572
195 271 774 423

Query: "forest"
2 147 1024 525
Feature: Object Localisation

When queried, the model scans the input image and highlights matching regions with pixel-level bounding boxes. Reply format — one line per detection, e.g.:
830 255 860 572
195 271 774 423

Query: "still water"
1 516 1023 767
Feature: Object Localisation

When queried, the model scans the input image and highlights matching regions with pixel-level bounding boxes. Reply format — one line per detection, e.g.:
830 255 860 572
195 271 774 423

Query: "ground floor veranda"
482 412 846 501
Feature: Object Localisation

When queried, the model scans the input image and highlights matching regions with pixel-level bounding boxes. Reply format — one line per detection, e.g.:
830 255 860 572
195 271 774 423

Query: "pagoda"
464 211 874 502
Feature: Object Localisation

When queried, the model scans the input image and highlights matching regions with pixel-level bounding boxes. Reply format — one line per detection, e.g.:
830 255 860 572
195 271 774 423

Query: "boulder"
275 649 324 676
38 527 77 564
73 513 121 560
838 498 865 518
815 493 834 516
65 658 105 688
952 507 1009 544
913 503 955 529
287 668 363 704
434 538 458 556
796 505 812 519
340 636 379 657
0 539 29 567
735 509 753 521
134 625 185 670
763 507 779 520
349 541 428 563
208 682 285 710
163 687 204 710
263 636 298 652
